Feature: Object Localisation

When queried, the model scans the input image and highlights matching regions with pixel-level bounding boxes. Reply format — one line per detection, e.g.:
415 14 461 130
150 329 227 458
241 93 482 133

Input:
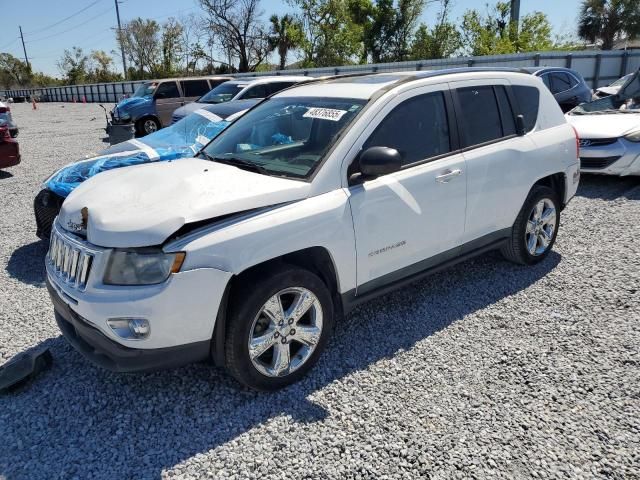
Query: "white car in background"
593 73 633 99
567 70 640 175
46 69 579 390
171 75 311 123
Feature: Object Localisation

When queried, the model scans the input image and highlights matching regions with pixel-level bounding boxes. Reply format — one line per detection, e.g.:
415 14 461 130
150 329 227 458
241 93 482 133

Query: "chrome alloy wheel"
248 287 323 378
525 198 556 256
143 119 158 133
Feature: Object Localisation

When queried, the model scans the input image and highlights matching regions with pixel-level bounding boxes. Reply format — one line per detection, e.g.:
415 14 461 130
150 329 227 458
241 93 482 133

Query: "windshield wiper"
211 155 270 175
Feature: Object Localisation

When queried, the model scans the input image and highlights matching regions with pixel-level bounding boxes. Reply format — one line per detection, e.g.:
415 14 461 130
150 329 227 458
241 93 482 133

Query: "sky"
0 0 583 77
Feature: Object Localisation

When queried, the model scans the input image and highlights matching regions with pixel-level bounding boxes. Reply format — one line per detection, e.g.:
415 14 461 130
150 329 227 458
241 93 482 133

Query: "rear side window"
154 81 180 99
181 80 211 97
241 84 268 99
550 73 572 94
364 91 451 166
511 85 540 132
456 86 503 146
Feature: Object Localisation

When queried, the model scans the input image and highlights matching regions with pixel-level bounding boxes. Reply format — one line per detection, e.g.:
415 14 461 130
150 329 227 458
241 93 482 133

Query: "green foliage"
0 53 33 89
460 1 555 55
410 22 461 60
269 14 305 69
578 0 640 50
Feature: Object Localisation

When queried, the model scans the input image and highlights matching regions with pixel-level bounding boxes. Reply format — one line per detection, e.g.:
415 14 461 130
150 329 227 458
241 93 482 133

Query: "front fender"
167 189 357 294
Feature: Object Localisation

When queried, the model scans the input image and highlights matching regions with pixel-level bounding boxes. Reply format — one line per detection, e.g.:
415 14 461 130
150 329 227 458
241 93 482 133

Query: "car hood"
116 96 152 111
58 158 310 248
596 86 619 96
566 113 640 138
173 102 201 119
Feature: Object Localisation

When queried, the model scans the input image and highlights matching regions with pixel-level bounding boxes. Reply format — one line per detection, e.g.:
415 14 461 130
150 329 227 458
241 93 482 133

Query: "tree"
117 18 162 78
460 1 554 55
289 0 365 67
161 18 184 75
410 0 460 59
89 50 121 83
268 14 304 69
0 53 32 88
57 47 90 84
199 0 270 72
578 0 640 50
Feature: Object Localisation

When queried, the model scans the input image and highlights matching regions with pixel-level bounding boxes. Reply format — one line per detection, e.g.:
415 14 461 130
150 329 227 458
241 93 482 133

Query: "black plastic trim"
341 229 511 314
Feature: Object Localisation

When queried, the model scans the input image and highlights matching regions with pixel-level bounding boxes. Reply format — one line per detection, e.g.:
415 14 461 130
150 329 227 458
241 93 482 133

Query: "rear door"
548 72 578 112
452 81 535 242
154 81 182 126
348 85 467 292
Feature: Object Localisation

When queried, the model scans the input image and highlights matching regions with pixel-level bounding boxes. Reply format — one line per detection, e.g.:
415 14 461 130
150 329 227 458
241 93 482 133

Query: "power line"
26 6 114 43
0 38 20 51
25 0 103 35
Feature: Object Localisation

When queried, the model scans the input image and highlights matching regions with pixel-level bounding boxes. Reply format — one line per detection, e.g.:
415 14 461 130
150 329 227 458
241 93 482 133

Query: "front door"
347 87 467 293
154 81 183 126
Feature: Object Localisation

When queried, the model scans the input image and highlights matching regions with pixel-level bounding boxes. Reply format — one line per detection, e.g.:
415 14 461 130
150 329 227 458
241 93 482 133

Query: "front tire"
135 117 160 136
224 266 334 390
501 185 560 265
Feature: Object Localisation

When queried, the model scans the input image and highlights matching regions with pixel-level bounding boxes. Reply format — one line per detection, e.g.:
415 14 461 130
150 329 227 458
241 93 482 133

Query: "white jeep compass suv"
46 69 580 390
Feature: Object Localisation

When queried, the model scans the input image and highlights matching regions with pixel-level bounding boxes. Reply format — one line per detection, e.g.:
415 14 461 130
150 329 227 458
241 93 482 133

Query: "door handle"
435 169 462 183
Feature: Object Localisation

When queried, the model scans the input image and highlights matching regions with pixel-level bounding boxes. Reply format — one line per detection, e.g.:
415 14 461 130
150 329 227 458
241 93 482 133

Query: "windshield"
570 70 640 115
201 96 366 179
198 83 245 104
132 82 156 98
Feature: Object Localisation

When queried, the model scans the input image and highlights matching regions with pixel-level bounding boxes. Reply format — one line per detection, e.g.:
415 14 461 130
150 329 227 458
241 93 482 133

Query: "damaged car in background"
44 69 579 390
34 99 258 238
567 69 640 176
0 124 20 170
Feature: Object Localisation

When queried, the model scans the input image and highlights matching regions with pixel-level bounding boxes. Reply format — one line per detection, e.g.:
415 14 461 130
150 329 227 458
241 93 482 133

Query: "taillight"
571 125 580 159
0 107 8 113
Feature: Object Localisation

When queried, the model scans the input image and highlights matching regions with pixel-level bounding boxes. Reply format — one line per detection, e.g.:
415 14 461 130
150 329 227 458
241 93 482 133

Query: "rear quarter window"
511 85 540 133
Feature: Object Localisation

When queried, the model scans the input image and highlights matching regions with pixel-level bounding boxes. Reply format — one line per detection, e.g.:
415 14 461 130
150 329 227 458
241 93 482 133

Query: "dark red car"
0 125 20 169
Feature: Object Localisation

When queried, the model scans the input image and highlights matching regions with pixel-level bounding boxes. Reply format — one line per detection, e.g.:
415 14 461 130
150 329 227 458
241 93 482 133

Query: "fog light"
107 318 150 340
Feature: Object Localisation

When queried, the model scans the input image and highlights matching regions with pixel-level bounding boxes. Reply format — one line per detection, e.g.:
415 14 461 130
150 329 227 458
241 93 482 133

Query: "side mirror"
358 146 402 180
515 114 526 136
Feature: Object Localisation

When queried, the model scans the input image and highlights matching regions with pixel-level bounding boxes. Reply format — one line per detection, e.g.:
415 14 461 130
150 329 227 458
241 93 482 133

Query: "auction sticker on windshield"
303 107 347 122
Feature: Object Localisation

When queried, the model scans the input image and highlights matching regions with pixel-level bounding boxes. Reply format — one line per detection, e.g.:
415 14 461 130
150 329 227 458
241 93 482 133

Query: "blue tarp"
46 110 231 197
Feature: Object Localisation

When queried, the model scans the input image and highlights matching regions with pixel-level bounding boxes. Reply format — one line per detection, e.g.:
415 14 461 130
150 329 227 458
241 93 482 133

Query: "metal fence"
2 49 639 103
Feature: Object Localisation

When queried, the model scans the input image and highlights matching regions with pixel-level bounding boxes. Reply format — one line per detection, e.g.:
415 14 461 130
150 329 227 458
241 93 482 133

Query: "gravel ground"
0 102 639 480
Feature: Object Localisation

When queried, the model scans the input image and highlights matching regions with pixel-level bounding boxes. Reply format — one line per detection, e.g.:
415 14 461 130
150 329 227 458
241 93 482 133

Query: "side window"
456 86 502 146
363 91 451 166
241 84 268 99
181 80 211 97
154 81 180 99
511 85 540 132
550 73 572 94
567 73 580 88
266 82 297 95
494 86 516 136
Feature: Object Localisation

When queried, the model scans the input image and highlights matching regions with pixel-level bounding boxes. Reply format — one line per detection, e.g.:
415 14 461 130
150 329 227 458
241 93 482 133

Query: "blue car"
34 99 258 239
110 77 229 136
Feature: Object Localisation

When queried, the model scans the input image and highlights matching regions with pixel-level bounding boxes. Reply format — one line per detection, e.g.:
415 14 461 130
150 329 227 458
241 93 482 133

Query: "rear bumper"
48 278 211 372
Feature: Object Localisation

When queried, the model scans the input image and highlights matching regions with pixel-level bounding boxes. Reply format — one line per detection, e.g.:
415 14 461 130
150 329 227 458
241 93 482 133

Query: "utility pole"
510 0 521 29
18 26 30 70
114 0 127 79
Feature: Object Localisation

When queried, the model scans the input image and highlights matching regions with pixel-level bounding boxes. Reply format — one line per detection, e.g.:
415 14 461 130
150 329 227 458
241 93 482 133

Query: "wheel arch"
532 172 566 209
210 246 343 366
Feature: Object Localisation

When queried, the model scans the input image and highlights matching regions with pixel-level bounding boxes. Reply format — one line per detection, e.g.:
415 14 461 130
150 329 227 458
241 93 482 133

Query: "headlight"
624 130 640 142
103 249 185 285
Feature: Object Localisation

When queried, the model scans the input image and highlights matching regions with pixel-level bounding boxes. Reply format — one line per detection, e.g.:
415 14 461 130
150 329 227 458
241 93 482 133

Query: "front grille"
34 189 64 239
580 138 618 147
580 156 621 169
47 225 95 290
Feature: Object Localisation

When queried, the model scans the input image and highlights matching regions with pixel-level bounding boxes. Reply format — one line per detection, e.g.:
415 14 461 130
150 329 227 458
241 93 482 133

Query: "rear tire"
501 185 560 265
224 265 334 390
